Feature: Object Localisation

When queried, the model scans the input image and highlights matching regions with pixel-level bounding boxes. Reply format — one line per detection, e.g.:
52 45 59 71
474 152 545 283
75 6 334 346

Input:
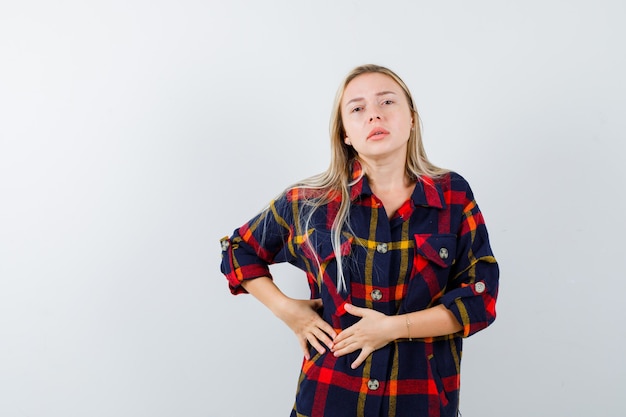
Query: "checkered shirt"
220 161 499 417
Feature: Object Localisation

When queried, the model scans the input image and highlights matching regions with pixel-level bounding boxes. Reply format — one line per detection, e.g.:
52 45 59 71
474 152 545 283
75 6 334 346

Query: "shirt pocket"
299 228 352 265
298 228 354 295
405 233 457 308
414 233 456 268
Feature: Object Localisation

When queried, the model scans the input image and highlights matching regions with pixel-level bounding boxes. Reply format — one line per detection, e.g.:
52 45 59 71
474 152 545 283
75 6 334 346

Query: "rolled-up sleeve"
440 180 499 338
220 195 295 295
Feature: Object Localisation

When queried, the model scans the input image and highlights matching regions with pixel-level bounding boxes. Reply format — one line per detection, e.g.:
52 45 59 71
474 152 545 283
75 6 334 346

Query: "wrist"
388 314 409 341
391 313 414 341
405 313 413 341
269 295 292 320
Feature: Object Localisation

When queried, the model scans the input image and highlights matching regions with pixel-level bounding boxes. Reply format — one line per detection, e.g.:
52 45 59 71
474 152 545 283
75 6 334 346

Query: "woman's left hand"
331 304 394 369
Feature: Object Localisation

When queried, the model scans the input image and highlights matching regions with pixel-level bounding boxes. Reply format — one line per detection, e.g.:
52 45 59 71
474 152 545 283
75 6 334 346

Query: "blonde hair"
291 64 447 292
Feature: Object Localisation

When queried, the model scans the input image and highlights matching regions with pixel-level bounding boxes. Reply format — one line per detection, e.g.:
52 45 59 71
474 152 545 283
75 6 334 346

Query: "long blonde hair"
291 64 447 293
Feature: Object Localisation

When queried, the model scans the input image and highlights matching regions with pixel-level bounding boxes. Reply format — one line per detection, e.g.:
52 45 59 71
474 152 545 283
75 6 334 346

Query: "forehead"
342 72 404 102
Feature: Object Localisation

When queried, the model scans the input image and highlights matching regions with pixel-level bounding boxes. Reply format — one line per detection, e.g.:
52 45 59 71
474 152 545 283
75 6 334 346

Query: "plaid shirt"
220 161 499 417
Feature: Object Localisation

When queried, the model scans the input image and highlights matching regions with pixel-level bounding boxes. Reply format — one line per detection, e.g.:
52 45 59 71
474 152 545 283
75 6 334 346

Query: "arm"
221 194 338 359
331 304 462 369
242 277 337 360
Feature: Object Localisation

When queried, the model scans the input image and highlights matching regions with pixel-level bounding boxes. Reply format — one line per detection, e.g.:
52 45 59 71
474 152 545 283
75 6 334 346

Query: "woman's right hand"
241 277 336 360
274 298 337 360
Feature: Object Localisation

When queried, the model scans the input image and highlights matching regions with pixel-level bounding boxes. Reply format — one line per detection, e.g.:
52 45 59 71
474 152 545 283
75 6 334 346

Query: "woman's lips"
367 127 390 140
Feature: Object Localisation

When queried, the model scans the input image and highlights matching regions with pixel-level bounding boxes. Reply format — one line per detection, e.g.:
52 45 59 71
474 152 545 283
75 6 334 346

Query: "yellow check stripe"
292 229 313 245
352 237 415 250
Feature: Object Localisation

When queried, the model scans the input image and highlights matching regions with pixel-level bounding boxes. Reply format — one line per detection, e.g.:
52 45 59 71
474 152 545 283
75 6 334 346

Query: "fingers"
306 298 337 342
299 338 311 361
332 334 371 369
314 329 335 352
332 326 351 345
343 303 364 317
351 349 371 369
287 298 343 360
331 337 371 369
317 319 338 341
331 307 390 366
332 338 358 357
302 326 335 359
331 326 357 357
301 304 337 357
307 334 328 357
300 324 333 359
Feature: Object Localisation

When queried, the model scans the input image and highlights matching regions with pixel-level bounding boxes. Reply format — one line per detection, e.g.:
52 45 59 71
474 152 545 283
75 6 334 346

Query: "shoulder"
432 171 478 208
433 171 473 192
284 186 340 204
432 170 468 186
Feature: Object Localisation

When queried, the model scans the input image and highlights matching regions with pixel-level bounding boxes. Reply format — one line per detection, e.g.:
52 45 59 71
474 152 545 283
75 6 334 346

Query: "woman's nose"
369 114 381 122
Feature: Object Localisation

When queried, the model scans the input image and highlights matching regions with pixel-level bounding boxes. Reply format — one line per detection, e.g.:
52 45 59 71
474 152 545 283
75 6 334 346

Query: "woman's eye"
382 100 394 105
352 106 363 113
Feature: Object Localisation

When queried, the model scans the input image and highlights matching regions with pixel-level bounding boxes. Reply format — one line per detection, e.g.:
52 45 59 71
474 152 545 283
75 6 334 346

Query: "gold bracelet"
406 315 412 341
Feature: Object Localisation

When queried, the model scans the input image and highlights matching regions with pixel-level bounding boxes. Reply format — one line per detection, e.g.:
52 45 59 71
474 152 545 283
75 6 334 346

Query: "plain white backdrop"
1 1 625 416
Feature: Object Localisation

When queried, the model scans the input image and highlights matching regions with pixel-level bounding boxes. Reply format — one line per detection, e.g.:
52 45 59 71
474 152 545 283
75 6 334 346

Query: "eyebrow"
344 91 398 107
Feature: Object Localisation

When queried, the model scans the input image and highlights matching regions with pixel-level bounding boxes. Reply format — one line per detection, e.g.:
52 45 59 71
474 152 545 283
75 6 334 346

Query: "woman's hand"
331 304 394 369
240 277 336 360
274 298 337 360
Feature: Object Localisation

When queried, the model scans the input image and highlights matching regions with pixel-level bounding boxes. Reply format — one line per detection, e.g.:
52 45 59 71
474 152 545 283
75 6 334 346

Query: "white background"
1 1 625 416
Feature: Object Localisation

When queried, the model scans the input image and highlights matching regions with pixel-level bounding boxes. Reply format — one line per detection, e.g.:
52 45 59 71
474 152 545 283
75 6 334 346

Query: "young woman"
220 64 499 417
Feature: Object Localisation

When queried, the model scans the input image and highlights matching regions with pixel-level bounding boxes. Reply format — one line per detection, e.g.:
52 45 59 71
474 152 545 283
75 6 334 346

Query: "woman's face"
340 72 414 165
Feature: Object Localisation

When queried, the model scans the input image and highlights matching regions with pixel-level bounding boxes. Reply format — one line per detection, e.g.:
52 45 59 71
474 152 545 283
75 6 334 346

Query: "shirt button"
376 243 388 254
439 247 449 259
370 289 383 301
367 379 380 391
475 282 486 294
220 239 230 251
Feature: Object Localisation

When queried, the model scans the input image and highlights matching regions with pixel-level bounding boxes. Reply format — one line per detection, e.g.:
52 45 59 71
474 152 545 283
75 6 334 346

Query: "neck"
357 156 415 219
359 156 413 192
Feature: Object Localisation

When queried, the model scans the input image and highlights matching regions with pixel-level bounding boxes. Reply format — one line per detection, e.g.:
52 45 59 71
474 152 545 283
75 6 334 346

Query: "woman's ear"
345 137 351 145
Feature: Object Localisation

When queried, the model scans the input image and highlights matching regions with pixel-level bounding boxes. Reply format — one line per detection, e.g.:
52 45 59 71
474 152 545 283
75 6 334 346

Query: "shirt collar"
348 159 446 209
